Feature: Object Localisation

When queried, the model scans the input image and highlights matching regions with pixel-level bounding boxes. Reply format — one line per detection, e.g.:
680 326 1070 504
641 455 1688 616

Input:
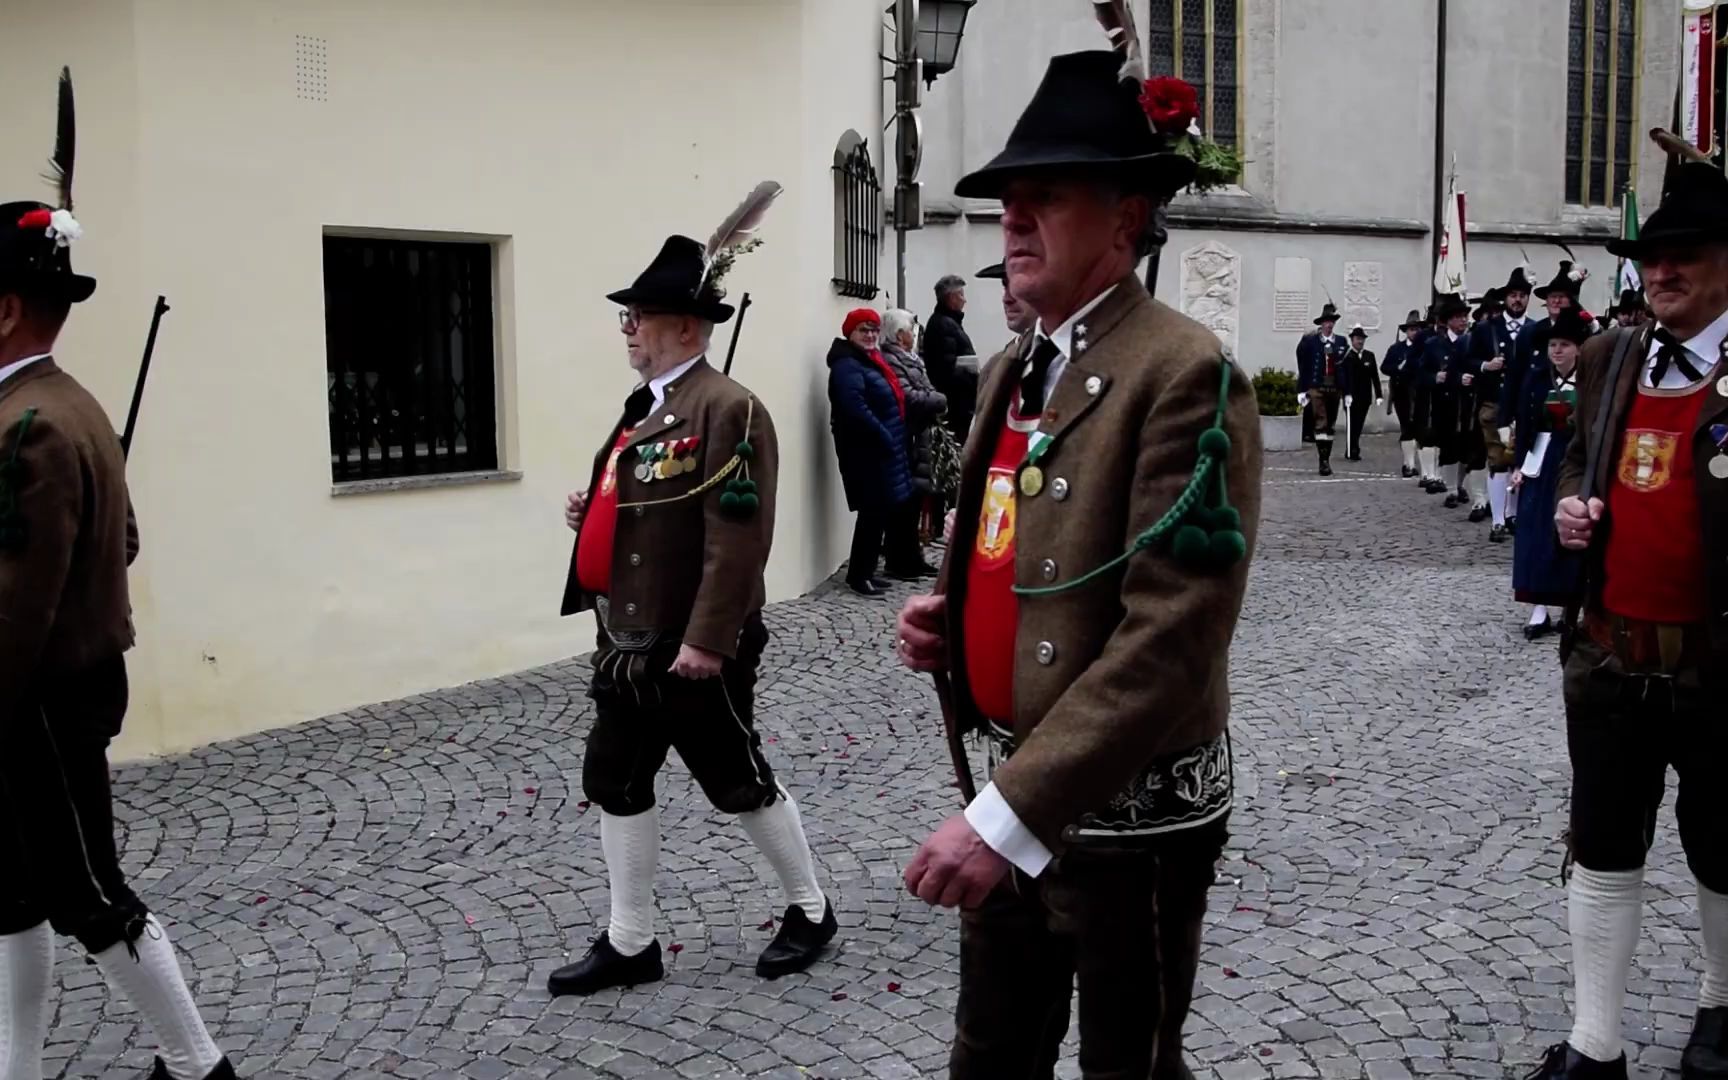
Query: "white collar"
1504 312 1525 328
643 354 704 413
1447 329 1461 342
1649 307 1728 365
0 353 50 388
1034 285 1118 362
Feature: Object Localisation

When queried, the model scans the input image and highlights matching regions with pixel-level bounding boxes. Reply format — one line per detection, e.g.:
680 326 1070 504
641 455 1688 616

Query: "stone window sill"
332 470 523 497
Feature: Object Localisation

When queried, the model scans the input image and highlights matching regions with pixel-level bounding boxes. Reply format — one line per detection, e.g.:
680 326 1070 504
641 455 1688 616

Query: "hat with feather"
1533 260 1588 300
1606 129 1728 259
1 67 93 304
607 182 781 325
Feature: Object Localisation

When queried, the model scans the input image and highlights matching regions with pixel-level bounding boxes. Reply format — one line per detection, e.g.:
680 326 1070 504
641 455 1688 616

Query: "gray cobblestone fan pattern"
42 437 1702 1079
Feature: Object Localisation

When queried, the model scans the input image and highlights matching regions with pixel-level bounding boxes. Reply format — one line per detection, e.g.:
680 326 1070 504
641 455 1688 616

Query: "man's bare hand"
1435 371 1448 384
943 508 957 547
670 644 725 679
904 814 1011 909
1484 356 1506 372
565 490 588 533
1509 470 1525 493
897 594 948 672
1461 373 1475 387
1556 496 1605 551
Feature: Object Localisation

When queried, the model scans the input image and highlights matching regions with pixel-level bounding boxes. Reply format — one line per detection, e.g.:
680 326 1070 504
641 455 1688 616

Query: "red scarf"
868 349 907 419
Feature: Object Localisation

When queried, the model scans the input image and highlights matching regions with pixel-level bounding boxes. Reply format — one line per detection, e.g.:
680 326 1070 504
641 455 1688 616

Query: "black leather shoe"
847 578 883 597
1489 525 1508 543
756 901 838 979
1425 480 1448 494
1523 1043 1627 1080
1524 620 1554 641
1319 463 1333 477
1468 506 1490 523
1507 517 1519 534
1685 1006 1728 1080
1401 466 1415 478
547 934 664 997
149 1059 239 1080
1444 493 1461 508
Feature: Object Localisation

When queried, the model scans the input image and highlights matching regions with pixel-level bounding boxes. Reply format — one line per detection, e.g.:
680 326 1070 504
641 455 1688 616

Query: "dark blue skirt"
1512 430 1584 605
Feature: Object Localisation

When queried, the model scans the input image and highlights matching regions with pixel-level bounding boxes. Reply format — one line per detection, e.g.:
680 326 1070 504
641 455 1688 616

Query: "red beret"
842 308 882 337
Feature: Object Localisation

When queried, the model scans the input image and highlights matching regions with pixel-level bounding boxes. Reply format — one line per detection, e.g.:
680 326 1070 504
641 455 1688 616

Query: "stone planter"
1259 413 1304 452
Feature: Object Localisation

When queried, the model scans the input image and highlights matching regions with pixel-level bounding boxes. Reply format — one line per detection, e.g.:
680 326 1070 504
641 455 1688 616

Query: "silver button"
1085 376 1102 396
1051 477 1070 501
634 506 645 517
663 414 676 425
629 554 642 566
1040 558 1058 581
1035 641 1056 665
624 602 638 615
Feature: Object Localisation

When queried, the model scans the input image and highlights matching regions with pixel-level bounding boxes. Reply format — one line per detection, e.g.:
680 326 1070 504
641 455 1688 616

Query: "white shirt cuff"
965 782 1055 877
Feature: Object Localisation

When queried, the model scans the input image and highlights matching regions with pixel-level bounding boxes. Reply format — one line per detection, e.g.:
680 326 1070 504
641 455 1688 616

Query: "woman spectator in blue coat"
827 308 914 596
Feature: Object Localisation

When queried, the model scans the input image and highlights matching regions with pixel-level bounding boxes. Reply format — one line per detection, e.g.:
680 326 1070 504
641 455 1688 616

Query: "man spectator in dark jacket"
925 274 978 440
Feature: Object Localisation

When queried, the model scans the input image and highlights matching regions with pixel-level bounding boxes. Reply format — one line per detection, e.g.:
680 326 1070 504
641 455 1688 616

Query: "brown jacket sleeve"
1557 329 1616 506
684 394 778 658
0 413 83 704
991 356 1259 851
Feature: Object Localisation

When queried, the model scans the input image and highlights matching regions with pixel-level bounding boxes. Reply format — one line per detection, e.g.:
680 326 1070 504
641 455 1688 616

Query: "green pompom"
1187 506 1220 532
739 479 758 495
739 493 760 512
1209 529 1248 567
1197 427 1232 458
720 491 742 511
1213 506 1242 532
735 440 755 460
1172 524 1210 565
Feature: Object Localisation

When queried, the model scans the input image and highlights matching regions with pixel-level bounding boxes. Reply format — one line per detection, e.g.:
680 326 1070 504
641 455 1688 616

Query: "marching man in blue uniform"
1470 268 1536 541
1382 310 1426 478
1297 302 1349 475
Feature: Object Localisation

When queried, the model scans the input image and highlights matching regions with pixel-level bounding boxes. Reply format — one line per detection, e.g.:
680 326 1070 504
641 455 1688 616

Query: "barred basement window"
324 235 499 483
1147 0 1242 150
1566 0 1640 206
832 131 882 300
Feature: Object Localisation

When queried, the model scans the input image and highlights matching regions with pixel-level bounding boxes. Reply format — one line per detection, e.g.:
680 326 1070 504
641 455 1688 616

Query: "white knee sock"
1419 447 1438 480
93 917 224 1080
600 808 660 957
1568 866 1645 1062
1401 440 1419 471
1467 470 1489 509
1488 472 1510 526
1529 606 1551 627
1698 881 1728 1008
0 922 53 1080
739 785 826 922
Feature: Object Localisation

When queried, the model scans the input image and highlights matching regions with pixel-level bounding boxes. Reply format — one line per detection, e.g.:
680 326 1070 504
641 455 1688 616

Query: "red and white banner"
1682 6 1715 151
1434 179 1468 297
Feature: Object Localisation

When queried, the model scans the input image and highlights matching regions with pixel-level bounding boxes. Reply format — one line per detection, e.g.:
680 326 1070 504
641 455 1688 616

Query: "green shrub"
1252 367 1300 417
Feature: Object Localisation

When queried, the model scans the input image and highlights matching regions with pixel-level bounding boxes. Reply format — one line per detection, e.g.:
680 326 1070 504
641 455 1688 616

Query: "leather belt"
1582 610 1707 675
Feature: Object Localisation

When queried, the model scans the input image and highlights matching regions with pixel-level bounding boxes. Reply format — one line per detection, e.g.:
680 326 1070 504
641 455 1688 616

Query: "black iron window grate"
324 235 499 483
1148 0 1242 150
833 139 882 300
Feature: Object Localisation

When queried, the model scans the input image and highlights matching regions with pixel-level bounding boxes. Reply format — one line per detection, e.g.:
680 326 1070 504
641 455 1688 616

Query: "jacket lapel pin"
1074 323 1089 354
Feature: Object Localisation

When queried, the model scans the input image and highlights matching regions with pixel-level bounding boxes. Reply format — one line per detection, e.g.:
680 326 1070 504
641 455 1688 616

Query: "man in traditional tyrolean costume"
1470 267 1537 540
1298 302 1348 475
1382 310 1426 478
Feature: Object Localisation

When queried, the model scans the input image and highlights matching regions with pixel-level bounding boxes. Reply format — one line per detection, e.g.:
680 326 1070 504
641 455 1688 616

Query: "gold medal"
1019 465 1045 497
654 460 669 480
683 456 699 475
1711 455 1728 480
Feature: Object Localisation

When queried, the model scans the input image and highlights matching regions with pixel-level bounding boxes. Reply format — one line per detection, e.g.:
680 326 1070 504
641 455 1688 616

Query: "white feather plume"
697 180 783 295
1092 0 1147 84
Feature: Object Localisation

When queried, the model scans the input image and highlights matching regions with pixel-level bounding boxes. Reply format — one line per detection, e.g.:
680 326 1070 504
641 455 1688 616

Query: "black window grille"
833 136 882 300
1147 0 1242 150
1565 0 1639 206
324 235 499 483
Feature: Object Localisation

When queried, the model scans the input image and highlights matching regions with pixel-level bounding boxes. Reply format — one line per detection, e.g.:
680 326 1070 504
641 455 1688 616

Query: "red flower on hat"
1139 76 1200 135
17 209 51 230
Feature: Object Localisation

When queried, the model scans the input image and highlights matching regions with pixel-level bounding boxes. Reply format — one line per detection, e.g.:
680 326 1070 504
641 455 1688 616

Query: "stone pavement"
46 435 1705 1080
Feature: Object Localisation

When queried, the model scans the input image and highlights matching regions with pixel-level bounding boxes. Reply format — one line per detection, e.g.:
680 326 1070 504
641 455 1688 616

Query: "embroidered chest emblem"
1617 428 1680 493
600 444 625 497
975 469 1018 567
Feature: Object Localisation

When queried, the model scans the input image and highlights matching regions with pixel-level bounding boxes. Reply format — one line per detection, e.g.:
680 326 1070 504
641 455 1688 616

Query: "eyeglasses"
618 308 669 331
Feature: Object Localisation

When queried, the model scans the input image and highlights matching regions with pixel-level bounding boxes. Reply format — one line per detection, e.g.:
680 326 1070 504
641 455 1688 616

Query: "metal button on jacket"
1040 558 1058 581
1035 641 1057 665
624 602 639 615
629 554 642 566
1084 375 1103 396
1051 477 1070 501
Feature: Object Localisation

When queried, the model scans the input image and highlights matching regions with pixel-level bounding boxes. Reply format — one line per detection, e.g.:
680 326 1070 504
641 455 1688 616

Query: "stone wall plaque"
1273 257 1313 333
1178 240 1241 357
1343 261 1384 332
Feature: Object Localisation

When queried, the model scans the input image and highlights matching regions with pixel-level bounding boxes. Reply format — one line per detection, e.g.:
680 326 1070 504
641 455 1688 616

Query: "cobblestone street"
50 435 1705 1080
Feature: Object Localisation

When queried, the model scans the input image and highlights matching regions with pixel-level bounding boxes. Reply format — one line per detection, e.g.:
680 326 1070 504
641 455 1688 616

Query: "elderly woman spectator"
878 309 947 577
827 308 914 596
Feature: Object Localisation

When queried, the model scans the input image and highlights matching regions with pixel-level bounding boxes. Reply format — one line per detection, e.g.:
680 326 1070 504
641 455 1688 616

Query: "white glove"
1498 427 1513 445
1375 397 1385 406
1344 396 1354 408
1297 392 1310 407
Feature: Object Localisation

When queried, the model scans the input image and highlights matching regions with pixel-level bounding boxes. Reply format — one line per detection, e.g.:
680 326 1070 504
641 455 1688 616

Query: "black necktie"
1650 328 1703 387
621 386 654 430
1019 338 1062 416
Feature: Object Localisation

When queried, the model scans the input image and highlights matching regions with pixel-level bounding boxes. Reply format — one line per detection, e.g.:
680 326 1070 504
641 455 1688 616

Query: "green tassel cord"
1014 355 1243 597
0 408 37 551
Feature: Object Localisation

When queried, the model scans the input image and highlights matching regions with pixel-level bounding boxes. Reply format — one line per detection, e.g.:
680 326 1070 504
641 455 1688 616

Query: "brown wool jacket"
561 358 777 658
0 359 137 701
939 276 1263 853
1558 323 1728 656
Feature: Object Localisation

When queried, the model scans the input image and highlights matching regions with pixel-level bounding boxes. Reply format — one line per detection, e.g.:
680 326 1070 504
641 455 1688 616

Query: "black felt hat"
1533 261 1587 300
1434 294 1469 319
1313 302 1342 326
1549 309 1595 345
1396 308 1423 332
0 201 95 304
976 262 1006 280
1608 162 1728 259
606 236 734 324
954 51 1196 200
1501 267 1536 294
1617 288 1644 310
1348 325 1367 339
